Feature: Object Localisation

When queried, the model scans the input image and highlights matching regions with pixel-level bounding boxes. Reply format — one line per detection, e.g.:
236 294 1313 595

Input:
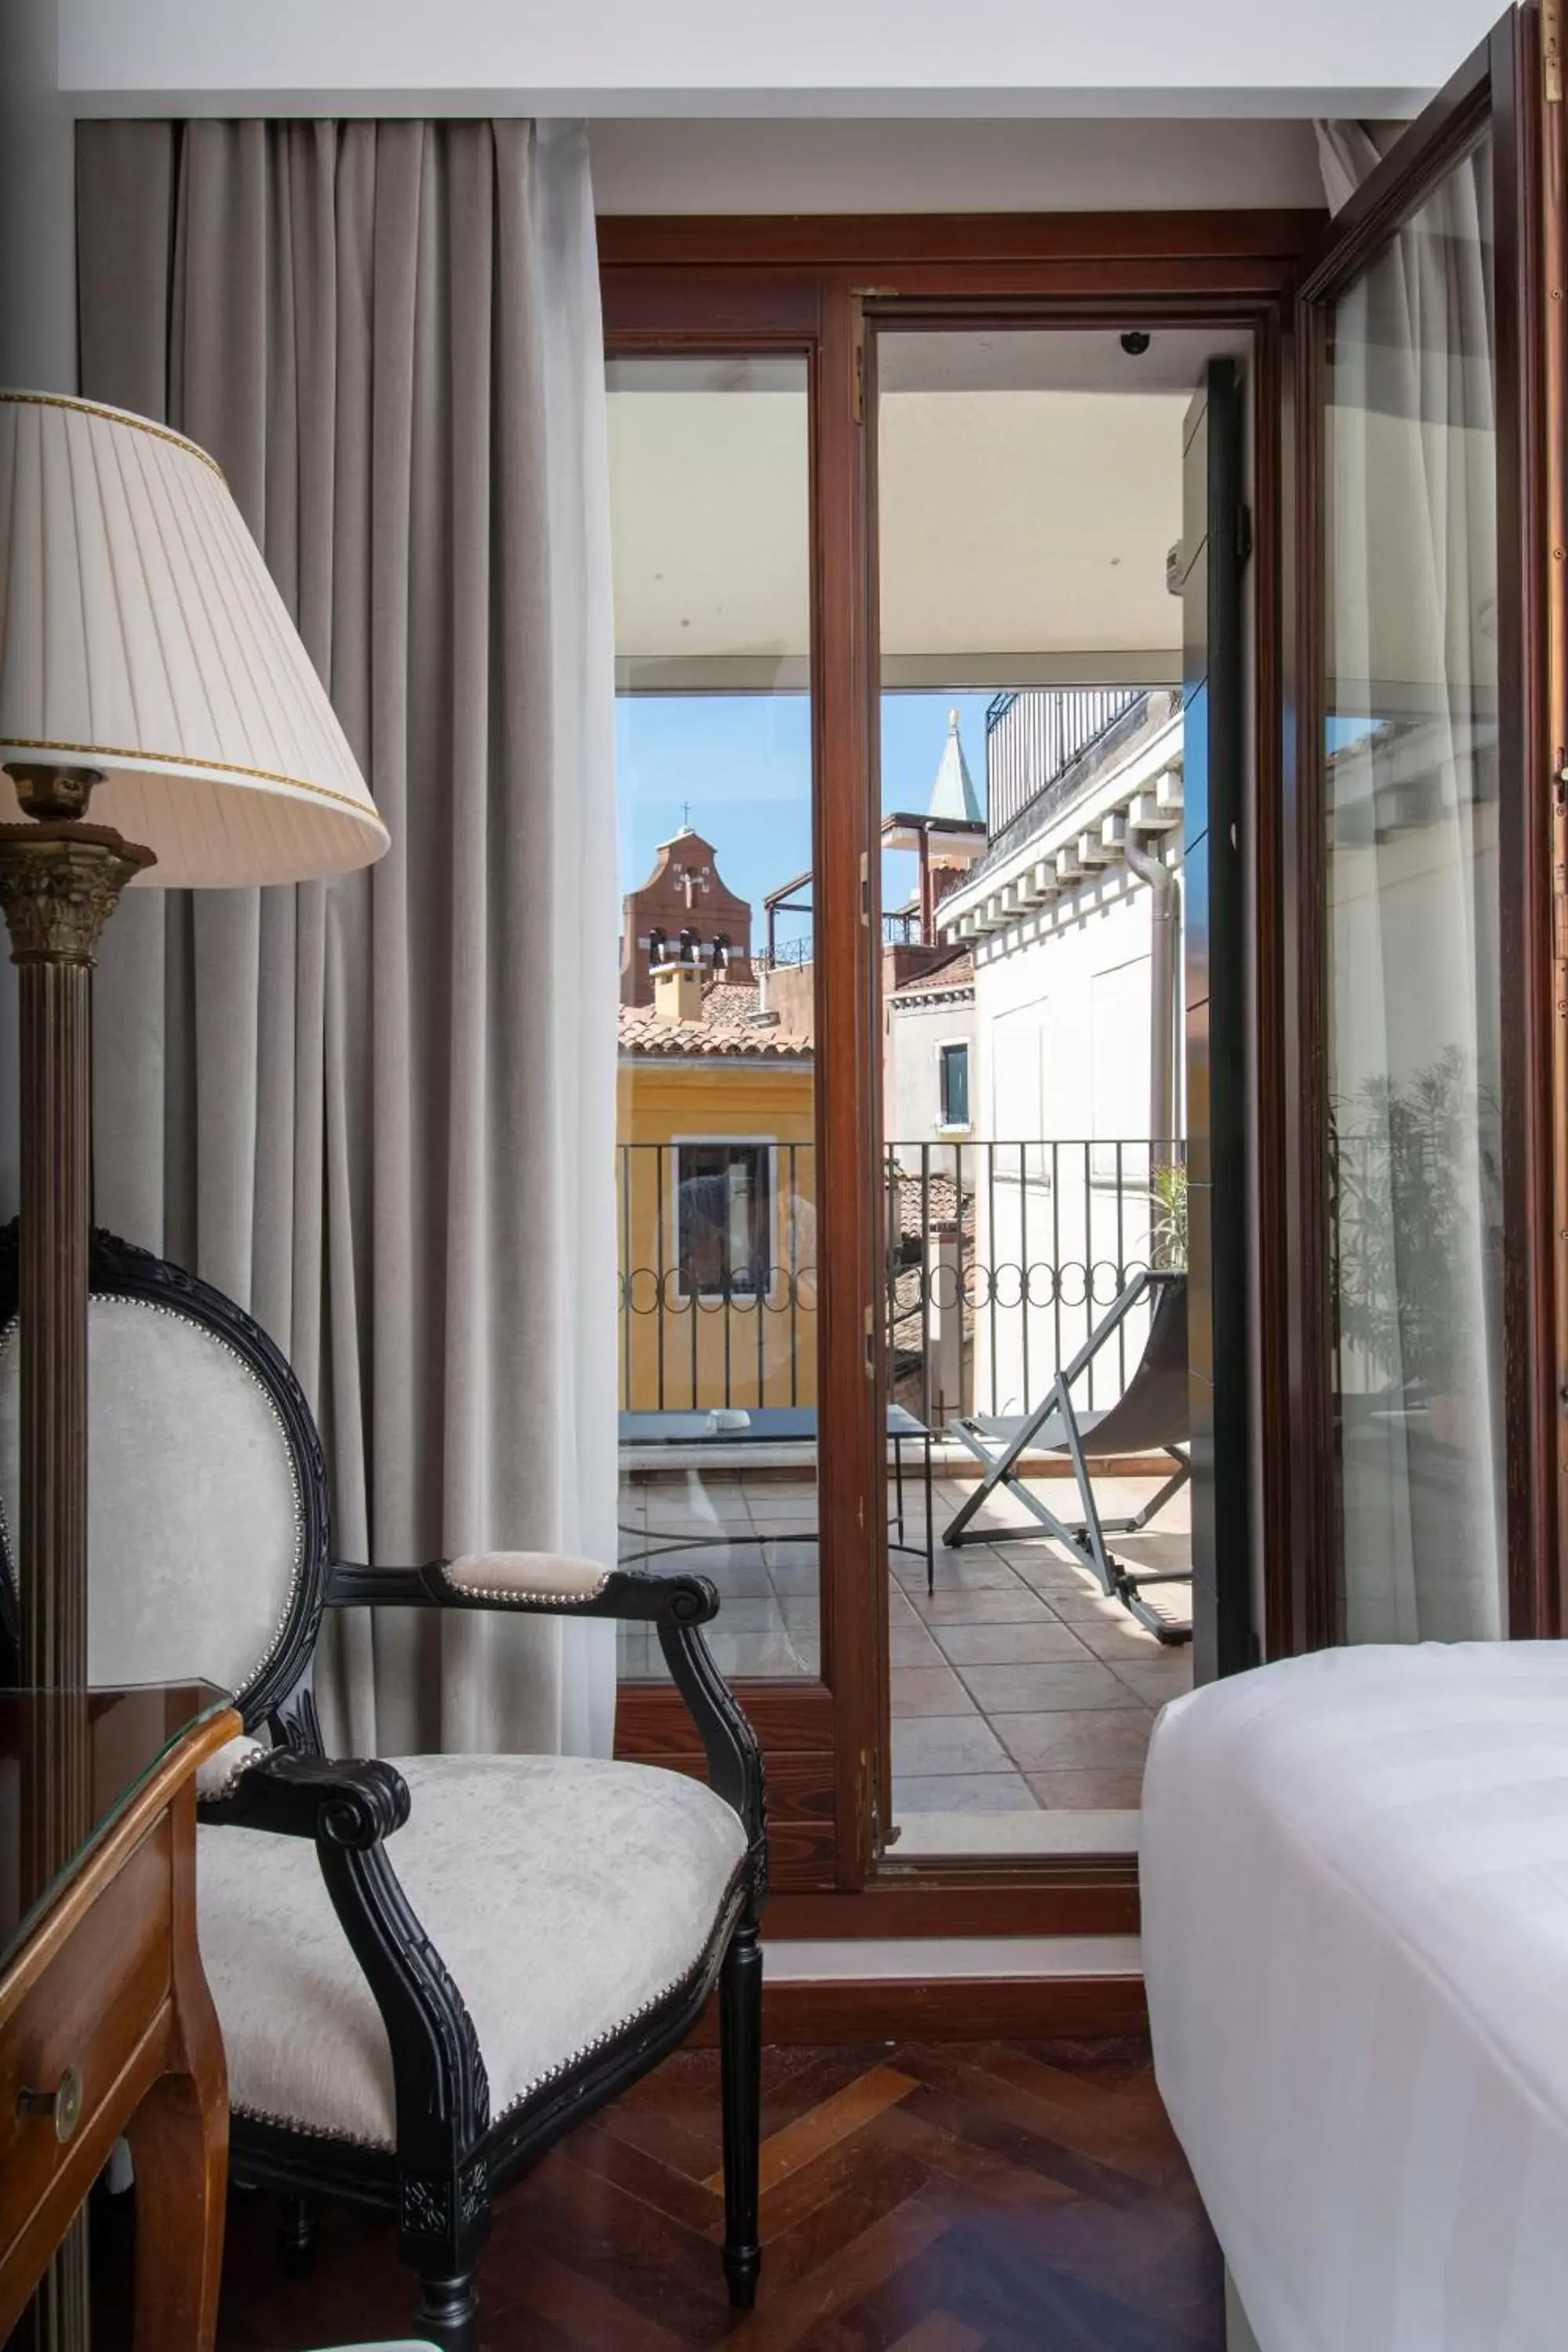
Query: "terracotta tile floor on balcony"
618 1469 1191 1849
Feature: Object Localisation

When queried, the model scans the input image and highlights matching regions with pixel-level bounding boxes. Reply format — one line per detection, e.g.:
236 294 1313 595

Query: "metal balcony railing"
615 1138 1185 1422
985 688 1147 842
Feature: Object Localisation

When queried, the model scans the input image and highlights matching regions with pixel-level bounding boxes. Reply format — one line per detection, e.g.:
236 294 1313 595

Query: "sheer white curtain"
75 120 619 1755
1317 127 1505 1641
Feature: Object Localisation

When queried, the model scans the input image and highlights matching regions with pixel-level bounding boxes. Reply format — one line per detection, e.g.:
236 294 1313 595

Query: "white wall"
55 0 1494 117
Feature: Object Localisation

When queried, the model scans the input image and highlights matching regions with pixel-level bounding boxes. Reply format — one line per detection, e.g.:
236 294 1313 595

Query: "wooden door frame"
1284 5 1566 1657
604 208 1321 1923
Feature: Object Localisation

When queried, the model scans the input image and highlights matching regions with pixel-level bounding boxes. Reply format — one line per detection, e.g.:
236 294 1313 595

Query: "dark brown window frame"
603 207 1321 1931
1286 9 1566 1658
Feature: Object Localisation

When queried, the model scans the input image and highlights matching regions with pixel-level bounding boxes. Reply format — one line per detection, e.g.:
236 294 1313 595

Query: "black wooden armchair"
0 1225 767 2352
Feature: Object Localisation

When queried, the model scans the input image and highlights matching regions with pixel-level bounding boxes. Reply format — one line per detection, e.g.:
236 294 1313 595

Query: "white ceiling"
56 0 1494 115
608 332 1236 686
880 387 1189 667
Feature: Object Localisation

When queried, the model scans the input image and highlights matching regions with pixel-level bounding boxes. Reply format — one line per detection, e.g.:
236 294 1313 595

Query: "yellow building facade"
617 1038 817 1413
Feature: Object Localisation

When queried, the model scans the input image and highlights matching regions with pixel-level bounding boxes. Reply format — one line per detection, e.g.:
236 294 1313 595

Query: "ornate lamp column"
0 766 152 1704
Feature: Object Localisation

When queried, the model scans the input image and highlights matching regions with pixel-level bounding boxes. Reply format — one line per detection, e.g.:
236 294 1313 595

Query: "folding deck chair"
944 1269 1191 1644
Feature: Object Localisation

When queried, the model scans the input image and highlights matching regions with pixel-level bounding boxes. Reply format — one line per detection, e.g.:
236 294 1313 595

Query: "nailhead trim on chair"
0 1298 306 1696
198 1738 271 1801
225 1860 746 2154
442 1564 612 1607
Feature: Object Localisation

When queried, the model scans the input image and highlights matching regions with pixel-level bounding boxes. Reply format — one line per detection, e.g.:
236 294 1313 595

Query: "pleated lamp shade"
0 390 387 886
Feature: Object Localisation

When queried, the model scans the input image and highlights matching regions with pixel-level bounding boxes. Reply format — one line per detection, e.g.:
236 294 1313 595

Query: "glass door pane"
1322 137 1506 1642
872 327 1245 1853
607 354 821 1681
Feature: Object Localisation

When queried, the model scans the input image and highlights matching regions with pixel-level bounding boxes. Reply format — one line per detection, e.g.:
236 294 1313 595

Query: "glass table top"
0 1682 233 1973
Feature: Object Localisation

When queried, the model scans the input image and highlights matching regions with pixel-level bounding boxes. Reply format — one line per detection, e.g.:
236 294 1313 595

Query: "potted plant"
1151 1160 1189 1273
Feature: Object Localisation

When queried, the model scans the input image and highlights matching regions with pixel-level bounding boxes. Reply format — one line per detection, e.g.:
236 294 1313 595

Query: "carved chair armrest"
197 1744 411 1848
325 1555 766 1864
197 1747 491 2176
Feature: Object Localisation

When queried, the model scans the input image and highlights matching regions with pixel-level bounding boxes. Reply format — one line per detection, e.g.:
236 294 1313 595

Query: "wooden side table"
0 1685 238 2350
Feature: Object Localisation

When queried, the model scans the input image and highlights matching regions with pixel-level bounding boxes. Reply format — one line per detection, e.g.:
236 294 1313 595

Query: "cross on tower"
672 854 711 909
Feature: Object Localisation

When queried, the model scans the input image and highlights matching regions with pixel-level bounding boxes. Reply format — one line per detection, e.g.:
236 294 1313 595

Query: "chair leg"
416 2268 479 2352
277 2192 318 2277
719 1922 764 2310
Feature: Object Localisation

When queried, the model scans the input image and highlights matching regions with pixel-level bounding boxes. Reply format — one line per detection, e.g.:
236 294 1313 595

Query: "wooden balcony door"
1279 1 1568 1654
601 215 1316 1922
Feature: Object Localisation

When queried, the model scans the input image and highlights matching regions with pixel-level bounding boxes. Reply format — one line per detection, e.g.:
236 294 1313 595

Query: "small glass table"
0 1682 233 1973
619 1403 937 1588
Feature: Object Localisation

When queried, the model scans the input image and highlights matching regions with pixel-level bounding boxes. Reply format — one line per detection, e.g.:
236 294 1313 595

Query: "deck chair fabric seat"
198 1753 748 2150
945 1270 1191 1641
964 1381 1181 1463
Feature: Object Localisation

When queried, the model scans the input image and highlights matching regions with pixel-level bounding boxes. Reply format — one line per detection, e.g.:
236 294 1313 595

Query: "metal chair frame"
944 1269 1192 1644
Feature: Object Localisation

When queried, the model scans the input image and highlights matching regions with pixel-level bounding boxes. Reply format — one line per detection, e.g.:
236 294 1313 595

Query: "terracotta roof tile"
701 979 760 1018
619 992 812 1059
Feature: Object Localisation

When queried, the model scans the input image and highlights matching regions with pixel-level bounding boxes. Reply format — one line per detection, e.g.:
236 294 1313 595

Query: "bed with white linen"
1142 1642 1568 2352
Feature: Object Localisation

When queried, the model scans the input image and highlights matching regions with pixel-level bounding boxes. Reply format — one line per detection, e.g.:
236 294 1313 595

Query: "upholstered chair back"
0 1232 327 1720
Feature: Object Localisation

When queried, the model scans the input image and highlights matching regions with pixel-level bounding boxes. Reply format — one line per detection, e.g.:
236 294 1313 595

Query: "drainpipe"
1123 829 1178 1155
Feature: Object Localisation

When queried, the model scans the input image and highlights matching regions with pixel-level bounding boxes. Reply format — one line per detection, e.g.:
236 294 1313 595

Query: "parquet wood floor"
94 2038 1224 2350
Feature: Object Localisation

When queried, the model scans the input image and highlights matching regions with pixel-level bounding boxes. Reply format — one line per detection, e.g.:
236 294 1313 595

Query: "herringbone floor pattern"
182 2037 1222 2351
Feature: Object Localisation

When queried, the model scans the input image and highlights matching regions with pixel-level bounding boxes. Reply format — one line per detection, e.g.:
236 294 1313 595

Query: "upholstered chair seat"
197 1755 748 2149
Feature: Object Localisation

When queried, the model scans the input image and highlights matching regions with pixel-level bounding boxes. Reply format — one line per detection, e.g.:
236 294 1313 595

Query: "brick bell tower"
619 827 755 1007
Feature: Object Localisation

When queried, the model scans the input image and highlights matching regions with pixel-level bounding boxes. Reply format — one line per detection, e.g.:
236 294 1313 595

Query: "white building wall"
885 993 978 1164
967 866 1178 1418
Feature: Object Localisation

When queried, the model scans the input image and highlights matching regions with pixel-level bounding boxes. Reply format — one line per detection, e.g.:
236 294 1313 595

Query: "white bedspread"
1142 1642 1568 2352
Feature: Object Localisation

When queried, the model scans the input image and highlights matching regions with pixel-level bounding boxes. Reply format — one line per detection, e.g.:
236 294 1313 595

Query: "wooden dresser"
0 1685 238 2350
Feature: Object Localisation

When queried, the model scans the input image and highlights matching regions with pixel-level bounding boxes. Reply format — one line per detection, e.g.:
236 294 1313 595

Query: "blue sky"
616 689 994 949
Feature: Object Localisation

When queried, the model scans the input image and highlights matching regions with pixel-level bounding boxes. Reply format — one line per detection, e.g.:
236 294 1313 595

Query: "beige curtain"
1313 121 1388 214
74 119 619 1758
1312 121 1505 1640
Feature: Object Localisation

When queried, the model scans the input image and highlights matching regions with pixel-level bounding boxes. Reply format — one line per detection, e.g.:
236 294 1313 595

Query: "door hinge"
866 1751 899 1850
864 1301 877 1379
860 848 871 927
1236 503 1254 564
1546 0 1563 102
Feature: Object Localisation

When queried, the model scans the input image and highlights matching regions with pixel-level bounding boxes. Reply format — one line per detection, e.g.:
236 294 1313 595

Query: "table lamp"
0 387 387 1708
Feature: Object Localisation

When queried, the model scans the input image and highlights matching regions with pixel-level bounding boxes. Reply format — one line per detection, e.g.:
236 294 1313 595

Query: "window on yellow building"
676 1142 770 1299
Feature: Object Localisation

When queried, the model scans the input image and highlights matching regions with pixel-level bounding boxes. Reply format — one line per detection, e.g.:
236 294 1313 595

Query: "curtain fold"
1313 120 1388 215
75 119 618 1758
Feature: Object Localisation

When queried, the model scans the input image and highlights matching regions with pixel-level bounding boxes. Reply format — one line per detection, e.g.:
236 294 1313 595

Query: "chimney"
652 963 704 1025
